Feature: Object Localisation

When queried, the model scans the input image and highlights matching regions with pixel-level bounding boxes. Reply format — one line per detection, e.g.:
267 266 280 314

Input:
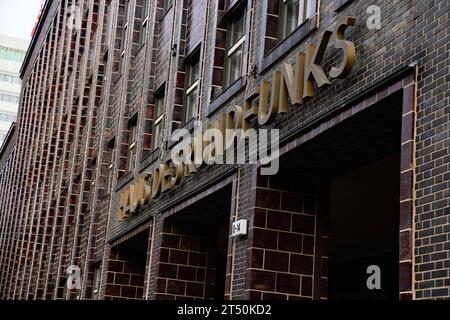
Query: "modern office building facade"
0 35 28 147
0 0 448 300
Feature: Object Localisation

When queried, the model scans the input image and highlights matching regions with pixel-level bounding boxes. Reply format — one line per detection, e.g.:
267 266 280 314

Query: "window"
164 0 174 12
119 0 130 75
89 180 96 208
106 139 115 194
88 158 97 207
153 93 165 149
0 73 21 84
127 119 137 172
0 113 16 122
139 0 150 46
280 0 315 40
91 264 102 300
0 93 19 104
0 47 26 63
184 55 200 123
107 154 115 194
224 8 246 87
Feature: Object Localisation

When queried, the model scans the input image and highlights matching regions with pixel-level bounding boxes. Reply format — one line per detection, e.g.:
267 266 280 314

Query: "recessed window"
107 140 115 194
280 0 315 40
153 93 165 149
87 158 97 208
164 0 174 13
139 0 150 46
184 54 200 123
224 7 246 87
127 119 137 172
91 264 102 300
119 0 130 75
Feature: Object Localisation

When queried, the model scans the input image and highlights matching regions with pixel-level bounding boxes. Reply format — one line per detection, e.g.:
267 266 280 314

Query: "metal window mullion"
186 80 199 95
228 35 245 57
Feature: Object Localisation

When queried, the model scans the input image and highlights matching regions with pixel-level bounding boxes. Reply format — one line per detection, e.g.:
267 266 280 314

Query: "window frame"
91 263 102 300
279 0 315 41
224 6 247 88
107 141 115 195
183 53 200 124
119 0 130 75
126 118 138 173
139 0 150 46
163 0 174 13
152 90 165 150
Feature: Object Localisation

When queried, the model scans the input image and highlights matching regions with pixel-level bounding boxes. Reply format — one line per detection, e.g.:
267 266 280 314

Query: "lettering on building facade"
119 16 356 221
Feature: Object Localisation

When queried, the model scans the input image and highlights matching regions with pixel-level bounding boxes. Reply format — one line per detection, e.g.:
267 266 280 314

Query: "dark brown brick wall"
246 173 324 300
0 0 448 301
155 221 210 300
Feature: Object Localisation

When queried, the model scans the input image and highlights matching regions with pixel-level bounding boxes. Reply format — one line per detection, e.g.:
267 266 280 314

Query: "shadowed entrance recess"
247 91 403 299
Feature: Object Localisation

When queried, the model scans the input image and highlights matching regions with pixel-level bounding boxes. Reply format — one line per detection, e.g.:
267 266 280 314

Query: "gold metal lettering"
257 80 275 126
119 188 130 221
161 161 174 193
151 165 162 199
303 30 332 99
243 86 260 131
329 16 356 79
279 52 305 110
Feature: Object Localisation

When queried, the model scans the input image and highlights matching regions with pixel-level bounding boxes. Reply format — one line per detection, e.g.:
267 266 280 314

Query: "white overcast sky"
0 0 43 40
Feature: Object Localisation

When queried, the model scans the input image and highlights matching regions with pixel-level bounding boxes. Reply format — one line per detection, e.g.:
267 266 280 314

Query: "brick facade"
0 0 448 300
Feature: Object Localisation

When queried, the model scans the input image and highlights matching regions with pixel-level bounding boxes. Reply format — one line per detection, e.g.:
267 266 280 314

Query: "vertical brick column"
399 75 416 300
246 173 320 299
210 0 226 100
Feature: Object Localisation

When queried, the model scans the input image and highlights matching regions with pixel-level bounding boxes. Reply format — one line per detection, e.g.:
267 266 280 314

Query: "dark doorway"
328 153 400 299
276 91 403 299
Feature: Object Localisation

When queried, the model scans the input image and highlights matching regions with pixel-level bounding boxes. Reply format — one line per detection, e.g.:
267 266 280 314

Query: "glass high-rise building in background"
0 34 28 147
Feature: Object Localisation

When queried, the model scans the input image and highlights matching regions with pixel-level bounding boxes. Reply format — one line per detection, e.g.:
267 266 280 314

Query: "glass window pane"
164 0 173 12
185 89 197 122
143 0 150 17
130 124 137 143
227 47 242 85
187 59 200 86
155 96 164 117
107 167 113 193
140 21 147 46
306 0 315 18
127 146 135 172
281 0 300 39
230 10 245 46
153 121 163 148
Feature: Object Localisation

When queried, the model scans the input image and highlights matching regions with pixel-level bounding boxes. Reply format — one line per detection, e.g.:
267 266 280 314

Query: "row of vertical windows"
0 73 21 85
123 0 317 175
139 0 150 46
224 0 315 86
0 93 19 104
0 47 26 63
0 113 16 122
